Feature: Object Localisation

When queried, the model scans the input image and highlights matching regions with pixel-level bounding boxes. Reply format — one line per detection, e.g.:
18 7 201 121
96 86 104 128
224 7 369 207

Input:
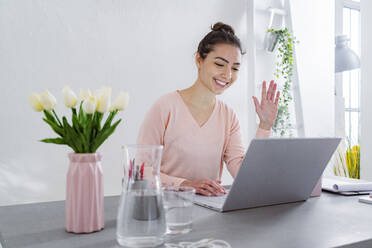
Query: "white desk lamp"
335 35 360 73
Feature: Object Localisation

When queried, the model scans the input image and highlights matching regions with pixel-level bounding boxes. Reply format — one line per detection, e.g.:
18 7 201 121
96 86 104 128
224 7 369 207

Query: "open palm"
252 80 280 130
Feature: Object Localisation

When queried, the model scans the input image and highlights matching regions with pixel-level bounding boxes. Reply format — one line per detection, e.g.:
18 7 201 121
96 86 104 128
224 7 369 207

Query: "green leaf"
78 102 86 125
43 118 64 137
82 114 93 152
102 111 118 131
62 117 82 152
52 110 62 127
43 110 57 124
72 112 83 133
40 138 66 145
96 112 104 131
91 119 121 152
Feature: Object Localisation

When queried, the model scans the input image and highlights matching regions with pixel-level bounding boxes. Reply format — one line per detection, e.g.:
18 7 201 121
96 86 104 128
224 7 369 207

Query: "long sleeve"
223 111 245 178
136 98 186 186
224 112 271 178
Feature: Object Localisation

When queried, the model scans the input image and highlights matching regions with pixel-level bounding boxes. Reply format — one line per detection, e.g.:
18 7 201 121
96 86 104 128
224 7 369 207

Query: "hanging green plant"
267 27 298 136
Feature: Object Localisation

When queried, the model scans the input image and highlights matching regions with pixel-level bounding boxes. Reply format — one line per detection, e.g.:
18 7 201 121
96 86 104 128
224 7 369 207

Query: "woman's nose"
221 67 232 81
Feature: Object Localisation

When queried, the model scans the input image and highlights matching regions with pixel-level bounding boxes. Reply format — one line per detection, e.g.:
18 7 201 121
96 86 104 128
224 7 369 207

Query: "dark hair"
197 22 244 59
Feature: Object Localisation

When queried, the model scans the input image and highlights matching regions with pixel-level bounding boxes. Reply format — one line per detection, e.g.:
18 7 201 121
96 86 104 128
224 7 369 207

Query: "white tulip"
110 91 129 111
80 88 92 101
82 96 97 114
93 89 101 99
63 86 78 108
39 91 57 111
28 93 44 112
96 87 112 113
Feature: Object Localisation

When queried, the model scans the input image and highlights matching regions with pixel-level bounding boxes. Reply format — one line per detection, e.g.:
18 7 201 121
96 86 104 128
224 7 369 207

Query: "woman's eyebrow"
214 57 240 65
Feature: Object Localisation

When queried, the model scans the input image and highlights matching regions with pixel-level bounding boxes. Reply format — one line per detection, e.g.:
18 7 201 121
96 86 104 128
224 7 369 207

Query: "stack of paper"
322 176 372 195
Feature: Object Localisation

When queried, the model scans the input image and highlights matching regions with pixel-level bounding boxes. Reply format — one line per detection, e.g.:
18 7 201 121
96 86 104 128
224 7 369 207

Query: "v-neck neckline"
175 90 217 129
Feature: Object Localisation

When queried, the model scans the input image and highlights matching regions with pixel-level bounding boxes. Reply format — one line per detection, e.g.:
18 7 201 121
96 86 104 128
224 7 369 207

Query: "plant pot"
264 31 280 52
65 153 104 233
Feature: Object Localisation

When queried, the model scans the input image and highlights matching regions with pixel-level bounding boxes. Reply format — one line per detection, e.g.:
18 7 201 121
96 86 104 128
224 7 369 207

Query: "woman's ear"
195 53 202 70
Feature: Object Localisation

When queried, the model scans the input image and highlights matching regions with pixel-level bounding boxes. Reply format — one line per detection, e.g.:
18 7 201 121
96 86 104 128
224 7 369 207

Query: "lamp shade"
335 35 360 73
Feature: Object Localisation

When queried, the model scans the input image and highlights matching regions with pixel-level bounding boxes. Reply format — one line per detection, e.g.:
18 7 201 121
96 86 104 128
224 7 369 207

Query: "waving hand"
252 80 280 130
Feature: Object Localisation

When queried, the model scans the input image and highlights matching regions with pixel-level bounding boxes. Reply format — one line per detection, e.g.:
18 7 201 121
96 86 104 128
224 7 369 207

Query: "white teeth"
215 79 227 87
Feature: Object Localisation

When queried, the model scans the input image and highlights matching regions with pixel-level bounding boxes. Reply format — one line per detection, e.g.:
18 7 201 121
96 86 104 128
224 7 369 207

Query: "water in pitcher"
117 189 166 247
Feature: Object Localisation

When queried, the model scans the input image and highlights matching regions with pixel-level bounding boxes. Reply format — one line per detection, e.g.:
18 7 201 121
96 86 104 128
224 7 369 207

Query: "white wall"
290 0 335 137
0 0 250 206
360 0 372 180
0 0 335 206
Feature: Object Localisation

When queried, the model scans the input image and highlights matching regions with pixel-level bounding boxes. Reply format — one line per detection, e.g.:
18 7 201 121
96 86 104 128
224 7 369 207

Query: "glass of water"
163 186 195 235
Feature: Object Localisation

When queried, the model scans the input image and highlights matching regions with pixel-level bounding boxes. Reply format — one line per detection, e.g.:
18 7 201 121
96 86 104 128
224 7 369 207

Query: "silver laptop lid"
222 138 341 211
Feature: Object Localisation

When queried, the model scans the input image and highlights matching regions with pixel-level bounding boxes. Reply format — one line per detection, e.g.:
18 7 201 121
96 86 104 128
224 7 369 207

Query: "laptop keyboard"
193 191 229 209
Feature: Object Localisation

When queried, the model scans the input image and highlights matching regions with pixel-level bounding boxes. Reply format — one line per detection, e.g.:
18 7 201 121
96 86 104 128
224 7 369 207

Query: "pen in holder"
129 160 160 221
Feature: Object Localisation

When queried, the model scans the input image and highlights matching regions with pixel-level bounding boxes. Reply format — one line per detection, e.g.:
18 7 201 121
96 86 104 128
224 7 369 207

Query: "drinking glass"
163 186 195 235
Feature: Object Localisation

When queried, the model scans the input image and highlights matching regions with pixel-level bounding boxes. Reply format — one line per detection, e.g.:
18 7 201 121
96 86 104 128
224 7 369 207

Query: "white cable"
165 238 231 248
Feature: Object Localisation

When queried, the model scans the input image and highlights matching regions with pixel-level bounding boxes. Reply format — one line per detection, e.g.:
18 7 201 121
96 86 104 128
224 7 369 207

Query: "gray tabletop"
1 192 372 248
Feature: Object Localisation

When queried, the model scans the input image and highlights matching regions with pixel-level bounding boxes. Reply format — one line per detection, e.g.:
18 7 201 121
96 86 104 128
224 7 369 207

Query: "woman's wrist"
259 122 272 131
180 180 191 187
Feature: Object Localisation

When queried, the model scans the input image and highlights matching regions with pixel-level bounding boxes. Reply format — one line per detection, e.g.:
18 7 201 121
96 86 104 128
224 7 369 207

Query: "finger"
215 181 226 194
216 180 227 193
270 83 277 102
199 185 214 196
267 80 274 101
209 181 226 194
196 188 211 196
203 184 220 196
201 179 223 193
252 96 260 110
261 81 266 102
274 91 280 105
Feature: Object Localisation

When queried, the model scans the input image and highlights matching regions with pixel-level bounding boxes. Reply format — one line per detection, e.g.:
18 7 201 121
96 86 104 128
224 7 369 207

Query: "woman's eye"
215 63 224 67
232 68 239 71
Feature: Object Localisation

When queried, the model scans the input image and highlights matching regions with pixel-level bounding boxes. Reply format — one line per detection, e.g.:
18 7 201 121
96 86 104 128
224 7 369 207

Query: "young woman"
137 22 280 196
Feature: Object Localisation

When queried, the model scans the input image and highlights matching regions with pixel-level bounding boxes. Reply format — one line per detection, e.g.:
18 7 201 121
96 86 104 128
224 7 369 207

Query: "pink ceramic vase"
65 153 104 233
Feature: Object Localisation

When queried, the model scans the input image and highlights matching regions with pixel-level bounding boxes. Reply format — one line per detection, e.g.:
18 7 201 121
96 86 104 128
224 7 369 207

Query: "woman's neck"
179 79 215 110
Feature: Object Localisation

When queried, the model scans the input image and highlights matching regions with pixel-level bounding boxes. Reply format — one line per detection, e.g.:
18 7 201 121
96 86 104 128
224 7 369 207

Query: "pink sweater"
137 91 270 186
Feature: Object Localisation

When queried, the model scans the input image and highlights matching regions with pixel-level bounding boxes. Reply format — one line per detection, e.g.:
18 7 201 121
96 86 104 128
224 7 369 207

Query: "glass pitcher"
117 145 166 247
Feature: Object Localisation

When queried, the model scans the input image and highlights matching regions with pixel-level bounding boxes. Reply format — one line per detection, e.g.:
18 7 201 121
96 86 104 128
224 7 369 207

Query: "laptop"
193 138 341 212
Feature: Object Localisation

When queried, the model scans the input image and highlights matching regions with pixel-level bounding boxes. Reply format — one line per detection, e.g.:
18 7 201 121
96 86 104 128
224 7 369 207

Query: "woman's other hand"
252 80 280 130
180 179 226 196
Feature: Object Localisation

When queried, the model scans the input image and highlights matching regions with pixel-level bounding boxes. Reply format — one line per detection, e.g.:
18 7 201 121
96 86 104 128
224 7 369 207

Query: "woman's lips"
214 79 228 88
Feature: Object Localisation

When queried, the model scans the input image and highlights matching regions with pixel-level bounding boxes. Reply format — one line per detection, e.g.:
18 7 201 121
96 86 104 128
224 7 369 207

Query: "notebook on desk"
193 138 341 212
322 176 372 195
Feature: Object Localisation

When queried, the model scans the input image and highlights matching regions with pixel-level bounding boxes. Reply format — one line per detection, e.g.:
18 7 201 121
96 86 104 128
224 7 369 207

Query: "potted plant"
333 139 360 179
28 86 129 233
267 28 298 137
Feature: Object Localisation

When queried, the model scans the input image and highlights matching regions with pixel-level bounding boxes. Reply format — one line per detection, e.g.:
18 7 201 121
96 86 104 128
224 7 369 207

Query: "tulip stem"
52 110 62 127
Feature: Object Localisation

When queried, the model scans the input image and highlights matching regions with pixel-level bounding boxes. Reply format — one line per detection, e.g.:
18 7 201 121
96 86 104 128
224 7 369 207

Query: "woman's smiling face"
196 43 241 95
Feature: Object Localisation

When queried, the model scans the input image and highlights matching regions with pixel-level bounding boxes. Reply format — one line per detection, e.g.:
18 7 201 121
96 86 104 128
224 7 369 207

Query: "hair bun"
211 22 235 35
